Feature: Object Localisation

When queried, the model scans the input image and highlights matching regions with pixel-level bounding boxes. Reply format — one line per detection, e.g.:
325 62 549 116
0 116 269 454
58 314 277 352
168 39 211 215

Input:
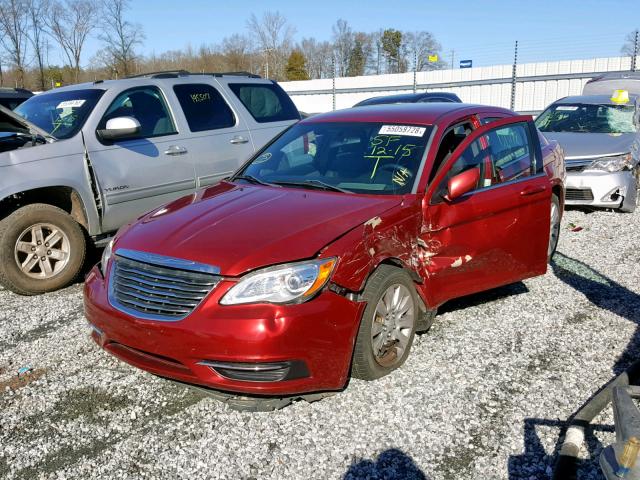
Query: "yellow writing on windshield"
364 135 419 179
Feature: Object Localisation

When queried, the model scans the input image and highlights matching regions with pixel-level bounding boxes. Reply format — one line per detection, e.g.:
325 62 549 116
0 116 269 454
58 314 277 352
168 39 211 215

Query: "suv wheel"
351 265 418 380
0 204 86 295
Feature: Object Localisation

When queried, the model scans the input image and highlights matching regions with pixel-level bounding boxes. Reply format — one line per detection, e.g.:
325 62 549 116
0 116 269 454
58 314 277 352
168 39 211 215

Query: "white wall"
280 56 638 113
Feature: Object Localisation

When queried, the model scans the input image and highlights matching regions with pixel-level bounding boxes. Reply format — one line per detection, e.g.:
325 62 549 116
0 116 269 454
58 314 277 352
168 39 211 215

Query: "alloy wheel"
371 284 415 368
13 223 71 279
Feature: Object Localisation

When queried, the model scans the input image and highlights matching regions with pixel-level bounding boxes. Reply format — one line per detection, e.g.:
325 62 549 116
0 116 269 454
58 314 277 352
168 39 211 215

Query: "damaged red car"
84 103 565 401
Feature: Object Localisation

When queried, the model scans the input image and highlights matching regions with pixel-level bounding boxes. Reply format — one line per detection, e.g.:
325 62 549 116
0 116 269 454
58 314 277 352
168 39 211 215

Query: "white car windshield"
535 103 636 134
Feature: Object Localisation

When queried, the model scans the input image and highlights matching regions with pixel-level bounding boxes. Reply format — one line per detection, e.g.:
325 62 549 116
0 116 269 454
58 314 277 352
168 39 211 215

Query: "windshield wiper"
272 179 352 194
232 175 279 187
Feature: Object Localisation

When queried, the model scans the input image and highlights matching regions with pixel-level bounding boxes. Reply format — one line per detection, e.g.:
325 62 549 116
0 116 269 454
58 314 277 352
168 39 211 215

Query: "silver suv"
0 71 300 295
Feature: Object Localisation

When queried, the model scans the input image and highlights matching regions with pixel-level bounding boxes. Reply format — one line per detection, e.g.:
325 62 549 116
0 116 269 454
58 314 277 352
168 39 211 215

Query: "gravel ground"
0 207 638 480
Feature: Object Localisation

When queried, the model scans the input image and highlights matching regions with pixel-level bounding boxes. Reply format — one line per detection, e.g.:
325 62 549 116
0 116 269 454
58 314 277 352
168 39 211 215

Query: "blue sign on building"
459 60 473 69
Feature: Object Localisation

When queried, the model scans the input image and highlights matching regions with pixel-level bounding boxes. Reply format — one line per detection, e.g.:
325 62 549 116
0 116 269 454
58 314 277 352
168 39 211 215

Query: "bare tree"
27 0 49 90
47 0 98 82
622 30 639 57
299 37 333 79
404 31 445 71
97 0 144 77
222 34 252 72
0 0 30 87
246 11 295 80
332 19 353 77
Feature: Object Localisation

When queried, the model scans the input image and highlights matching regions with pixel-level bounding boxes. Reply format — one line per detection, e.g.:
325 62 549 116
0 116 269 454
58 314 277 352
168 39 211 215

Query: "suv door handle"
520 185 547 196
164 145 188 156
230 136 249 145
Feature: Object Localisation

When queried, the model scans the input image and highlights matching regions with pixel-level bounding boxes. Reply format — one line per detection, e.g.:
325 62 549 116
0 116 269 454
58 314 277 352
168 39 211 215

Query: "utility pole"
450 49 455 70
332 55 336 111
632 29 639 72
413 50 417 93
511 40 518 110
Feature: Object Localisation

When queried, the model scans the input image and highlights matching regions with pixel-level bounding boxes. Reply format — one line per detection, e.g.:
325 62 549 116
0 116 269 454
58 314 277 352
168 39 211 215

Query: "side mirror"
445 167 480 201
97 116 141 141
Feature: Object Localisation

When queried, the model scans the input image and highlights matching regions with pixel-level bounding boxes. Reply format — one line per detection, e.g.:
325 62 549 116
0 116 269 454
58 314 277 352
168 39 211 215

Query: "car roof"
355 92 460 106
303 103 514 126
0 87 33 98
45 72 272 94
554 94 639 106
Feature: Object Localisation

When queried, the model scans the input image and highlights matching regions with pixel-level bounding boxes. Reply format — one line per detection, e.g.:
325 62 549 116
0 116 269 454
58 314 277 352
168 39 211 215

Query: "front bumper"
565 169 637 209
84 266 366 396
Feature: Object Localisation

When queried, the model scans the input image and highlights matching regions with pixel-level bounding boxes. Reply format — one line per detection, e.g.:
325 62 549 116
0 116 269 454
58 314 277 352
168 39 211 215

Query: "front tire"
548 194 561 262
351 265 419 381
0 204 86 295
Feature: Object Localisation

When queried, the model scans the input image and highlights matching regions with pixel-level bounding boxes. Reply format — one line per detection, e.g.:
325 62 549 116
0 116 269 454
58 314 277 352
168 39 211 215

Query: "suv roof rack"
126 70 261 79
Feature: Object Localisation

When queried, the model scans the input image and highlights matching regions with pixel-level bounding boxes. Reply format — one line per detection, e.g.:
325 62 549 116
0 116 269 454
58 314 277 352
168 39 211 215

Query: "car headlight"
587 153 633 173
220 258 337 305
100 239 114 277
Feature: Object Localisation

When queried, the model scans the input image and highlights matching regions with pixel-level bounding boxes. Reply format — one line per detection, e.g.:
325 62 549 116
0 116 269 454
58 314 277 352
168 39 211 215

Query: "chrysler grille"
109 251 220 321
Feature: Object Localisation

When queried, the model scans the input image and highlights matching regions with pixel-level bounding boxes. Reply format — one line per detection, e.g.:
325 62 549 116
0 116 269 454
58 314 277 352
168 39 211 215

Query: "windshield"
535 103 636 134
237 122 432 195
14 89 105 139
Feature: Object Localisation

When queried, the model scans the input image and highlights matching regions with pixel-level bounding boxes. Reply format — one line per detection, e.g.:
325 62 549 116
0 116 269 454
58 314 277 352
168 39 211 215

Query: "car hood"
114 182 402 276
541 132 636 160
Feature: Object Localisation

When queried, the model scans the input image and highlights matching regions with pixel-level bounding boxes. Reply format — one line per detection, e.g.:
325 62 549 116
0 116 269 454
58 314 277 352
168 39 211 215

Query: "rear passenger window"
228 83 300 123
436 123 533 197
173 84 235 132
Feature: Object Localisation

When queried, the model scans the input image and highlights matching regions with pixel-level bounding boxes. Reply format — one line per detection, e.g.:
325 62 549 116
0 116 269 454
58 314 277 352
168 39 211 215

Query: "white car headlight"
100 239 114 277
220 258 337 305
587 153 633 173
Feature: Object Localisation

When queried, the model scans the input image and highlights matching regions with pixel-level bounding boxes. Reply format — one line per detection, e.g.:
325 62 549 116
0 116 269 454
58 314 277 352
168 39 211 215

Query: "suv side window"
228 83 299 123
436 123 534 197
173 84 235 132
99 86 176 138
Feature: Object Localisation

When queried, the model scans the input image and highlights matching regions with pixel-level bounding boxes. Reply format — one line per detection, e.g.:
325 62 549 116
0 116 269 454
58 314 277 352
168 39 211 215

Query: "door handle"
164 145 188 156
520 185 547 196
230 136 249 145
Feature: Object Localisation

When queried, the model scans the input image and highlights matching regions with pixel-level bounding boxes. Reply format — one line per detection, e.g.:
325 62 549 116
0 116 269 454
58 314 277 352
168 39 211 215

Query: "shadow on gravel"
343 448 430 480
438 282 529 315
551 252 640 375
507 417 613 479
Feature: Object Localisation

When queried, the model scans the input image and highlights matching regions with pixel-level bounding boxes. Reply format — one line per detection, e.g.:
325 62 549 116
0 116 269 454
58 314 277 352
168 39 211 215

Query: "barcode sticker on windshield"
378 125 426 137
56 100 86 109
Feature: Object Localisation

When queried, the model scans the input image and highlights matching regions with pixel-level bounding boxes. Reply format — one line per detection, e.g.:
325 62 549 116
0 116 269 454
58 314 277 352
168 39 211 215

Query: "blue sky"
78 0 638 68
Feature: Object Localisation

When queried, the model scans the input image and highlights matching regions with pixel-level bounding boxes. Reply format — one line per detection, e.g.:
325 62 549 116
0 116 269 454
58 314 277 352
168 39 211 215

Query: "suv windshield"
236 122 432 195
14 89 105 139
535 103 636 134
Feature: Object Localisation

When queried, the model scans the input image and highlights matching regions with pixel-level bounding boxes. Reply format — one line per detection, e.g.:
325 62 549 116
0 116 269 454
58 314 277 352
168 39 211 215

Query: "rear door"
222 79 300 150
171 82 254 188
421 116 551 306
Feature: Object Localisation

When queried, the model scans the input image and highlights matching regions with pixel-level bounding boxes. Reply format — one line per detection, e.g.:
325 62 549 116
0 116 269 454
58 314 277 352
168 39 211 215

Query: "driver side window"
436 123 534 199
98 86 177 139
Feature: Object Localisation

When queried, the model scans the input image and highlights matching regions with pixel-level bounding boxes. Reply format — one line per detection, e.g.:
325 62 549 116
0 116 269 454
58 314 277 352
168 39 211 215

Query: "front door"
85 85 196 233
420 116 551 306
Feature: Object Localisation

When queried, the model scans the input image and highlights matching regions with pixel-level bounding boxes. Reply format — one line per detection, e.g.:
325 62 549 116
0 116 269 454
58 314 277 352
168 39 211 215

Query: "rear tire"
0 204 86 295
351 265 419 381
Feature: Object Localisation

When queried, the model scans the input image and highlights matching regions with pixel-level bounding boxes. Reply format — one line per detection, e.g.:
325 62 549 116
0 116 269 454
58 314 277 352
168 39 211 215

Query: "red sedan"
84 103 565 401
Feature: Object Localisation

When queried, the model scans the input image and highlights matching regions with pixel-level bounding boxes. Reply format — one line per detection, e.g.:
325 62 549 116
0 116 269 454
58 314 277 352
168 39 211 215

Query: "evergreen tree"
285 49 310 80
